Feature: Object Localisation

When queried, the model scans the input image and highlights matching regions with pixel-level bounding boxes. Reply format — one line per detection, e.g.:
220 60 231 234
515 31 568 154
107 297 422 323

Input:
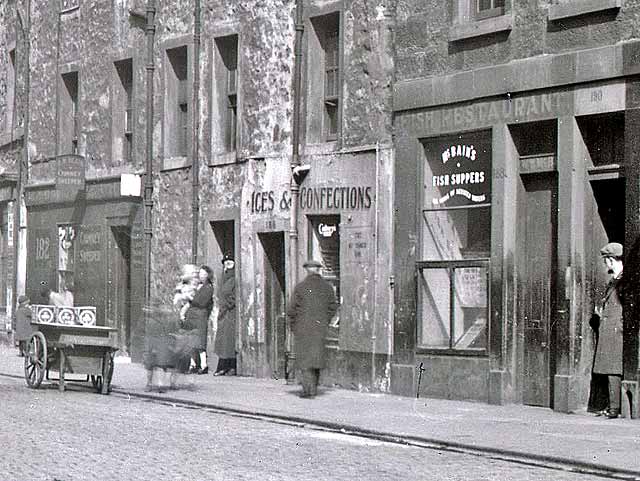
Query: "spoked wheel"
91 375 103 392
24 331 47 389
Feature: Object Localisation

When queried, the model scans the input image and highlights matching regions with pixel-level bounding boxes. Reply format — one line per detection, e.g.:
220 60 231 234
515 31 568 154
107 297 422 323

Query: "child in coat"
14 295 33 357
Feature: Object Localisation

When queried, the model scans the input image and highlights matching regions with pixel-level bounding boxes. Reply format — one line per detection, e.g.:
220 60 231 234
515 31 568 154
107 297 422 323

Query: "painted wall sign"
249 185 373 213
26 179 124 206
396 81 625 136
425 133 492 209
520 154 556 174
56 155 85 192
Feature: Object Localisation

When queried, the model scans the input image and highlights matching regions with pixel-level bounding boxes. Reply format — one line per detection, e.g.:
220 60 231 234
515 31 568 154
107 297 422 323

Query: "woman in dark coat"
214 255 237 375
184 265 214 374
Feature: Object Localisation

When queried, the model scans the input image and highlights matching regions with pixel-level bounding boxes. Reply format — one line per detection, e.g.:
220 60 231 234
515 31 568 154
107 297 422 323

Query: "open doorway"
259 232 286 378
107 226 131 355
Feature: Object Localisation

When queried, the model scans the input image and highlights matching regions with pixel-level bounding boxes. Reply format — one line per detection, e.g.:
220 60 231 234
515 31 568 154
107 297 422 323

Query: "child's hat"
18 295 29 305
180 264 198 281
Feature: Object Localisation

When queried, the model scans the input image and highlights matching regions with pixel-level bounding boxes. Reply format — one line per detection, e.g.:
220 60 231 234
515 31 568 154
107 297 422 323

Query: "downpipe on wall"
285 0 305 384
191 0 201 264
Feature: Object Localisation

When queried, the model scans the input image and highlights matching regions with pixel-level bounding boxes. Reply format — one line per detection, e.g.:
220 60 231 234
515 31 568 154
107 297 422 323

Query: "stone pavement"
1 343 639 477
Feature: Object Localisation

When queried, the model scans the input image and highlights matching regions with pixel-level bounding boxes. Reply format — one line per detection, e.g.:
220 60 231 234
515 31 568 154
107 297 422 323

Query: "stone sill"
0 128 24 148
209 150 237 167
548 0 622 21
161 156 191 172
448 15 513 42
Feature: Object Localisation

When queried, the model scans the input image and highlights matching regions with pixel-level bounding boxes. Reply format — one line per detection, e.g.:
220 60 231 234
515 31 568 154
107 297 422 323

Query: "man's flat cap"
600 242 623 258
303 259 322 268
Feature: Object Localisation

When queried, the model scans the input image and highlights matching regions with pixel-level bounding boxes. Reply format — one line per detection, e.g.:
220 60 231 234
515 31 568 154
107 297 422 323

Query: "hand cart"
24 321 118 394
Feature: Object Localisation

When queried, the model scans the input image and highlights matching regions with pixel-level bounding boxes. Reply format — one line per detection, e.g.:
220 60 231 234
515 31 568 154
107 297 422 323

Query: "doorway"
259 232 286 378
107 226 131 355
519 174 558 407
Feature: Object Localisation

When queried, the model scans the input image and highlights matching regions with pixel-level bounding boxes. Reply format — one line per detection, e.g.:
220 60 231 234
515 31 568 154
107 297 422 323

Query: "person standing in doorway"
591 242 625 419
287 259 338 398
214 254 237 376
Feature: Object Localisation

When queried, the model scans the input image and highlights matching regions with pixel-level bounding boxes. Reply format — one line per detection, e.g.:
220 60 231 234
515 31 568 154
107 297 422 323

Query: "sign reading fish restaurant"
56 154 85 192
425 133 491 209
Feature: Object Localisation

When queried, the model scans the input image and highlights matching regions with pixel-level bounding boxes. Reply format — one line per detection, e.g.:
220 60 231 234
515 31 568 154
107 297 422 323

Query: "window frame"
475 0 505 20
113 57 134 163
305 10 343 144
416 258 490 356
212 33 240 160
417 129 493 355
162 40 192 169
59 70 80 156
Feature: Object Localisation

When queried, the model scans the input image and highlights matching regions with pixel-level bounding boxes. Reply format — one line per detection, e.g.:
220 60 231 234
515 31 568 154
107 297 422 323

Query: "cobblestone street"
0 374 618 481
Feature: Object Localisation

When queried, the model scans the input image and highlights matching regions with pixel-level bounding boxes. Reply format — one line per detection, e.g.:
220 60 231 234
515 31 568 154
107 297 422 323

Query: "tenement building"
2 0 640 414
392 0 640 413
0 0 397 390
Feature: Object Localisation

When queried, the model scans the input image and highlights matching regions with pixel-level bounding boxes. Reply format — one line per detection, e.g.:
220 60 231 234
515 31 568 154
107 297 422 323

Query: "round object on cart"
78 309 96 326
36 306 56 324
58 308 76 325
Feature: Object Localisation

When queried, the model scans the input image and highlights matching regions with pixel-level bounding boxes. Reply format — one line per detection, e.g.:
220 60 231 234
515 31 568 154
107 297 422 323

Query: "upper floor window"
307 12 342 143
323 21 339 141
164 45 190 162
61 0 80 12
60 71 79 155
3 48 16 134
214 34 239 153
113 58 133 163
476 0 505 19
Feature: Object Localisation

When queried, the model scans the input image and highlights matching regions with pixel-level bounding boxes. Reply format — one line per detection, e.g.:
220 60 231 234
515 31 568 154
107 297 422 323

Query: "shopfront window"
419 131 491 352
58 224 76 295
308 215 340 338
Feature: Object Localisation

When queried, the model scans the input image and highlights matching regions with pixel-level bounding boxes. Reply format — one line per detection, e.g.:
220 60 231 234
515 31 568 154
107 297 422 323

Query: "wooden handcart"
24 321 118 394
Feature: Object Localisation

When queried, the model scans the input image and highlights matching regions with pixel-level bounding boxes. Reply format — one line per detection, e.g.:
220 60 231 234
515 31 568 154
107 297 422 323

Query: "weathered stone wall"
395 0 639 82
28 0 145 176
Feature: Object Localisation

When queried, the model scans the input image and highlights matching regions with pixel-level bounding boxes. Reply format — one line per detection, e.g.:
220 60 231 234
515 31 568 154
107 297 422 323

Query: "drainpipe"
13 0 31 319
143 0 156 310
286 0 304 382
191 0 201 264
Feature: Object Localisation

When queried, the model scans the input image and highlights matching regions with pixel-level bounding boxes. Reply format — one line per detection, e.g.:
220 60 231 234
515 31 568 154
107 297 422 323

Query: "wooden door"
521 175 557 407
261 232 286 378
107 227 131 355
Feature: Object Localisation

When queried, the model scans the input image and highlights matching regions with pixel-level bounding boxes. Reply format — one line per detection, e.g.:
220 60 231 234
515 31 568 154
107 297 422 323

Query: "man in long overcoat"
214 255 237 375
591 242 624 419
287 259 338 398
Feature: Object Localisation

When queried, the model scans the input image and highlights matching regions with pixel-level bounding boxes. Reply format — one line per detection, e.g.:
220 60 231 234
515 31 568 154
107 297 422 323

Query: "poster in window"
424 131 492 209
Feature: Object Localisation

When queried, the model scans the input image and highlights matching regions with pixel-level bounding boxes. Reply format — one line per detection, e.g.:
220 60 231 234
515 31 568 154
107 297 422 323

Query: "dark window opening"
215 35 239 152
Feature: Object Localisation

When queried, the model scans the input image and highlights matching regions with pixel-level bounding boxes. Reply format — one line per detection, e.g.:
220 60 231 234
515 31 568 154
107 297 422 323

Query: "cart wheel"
100 351 115 395
24 332 47 389
91 375 103 391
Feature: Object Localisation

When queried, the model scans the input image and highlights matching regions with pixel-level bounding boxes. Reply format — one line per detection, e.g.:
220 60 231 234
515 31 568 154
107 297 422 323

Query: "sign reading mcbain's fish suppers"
425 132 491 209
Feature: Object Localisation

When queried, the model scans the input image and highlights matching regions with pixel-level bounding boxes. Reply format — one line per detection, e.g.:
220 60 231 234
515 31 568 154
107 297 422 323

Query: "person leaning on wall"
590 242 625 419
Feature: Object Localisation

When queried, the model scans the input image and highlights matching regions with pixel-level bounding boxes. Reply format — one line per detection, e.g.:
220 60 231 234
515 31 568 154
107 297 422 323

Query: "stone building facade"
4 0 639 412
392 0 640 414
0 0 397 391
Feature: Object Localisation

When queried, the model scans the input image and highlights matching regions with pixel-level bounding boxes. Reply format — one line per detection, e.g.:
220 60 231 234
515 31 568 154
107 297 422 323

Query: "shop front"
234 151 394 389
24 175 145 360
393 73 638 411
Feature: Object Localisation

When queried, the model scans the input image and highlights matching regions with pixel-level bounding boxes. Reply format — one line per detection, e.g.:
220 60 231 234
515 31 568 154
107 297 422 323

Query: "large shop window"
308 215 341 337
418 131 492 353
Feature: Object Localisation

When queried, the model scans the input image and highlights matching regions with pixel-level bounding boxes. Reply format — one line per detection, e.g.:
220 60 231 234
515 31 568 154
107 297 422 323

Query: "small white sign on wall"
120 174 141 197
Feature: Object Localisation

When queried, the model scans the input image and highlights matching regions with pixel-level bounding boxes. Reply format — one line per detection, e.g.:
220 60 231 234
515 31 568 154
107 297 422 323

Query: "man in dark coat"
591 242 624 419
287 259 338 398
